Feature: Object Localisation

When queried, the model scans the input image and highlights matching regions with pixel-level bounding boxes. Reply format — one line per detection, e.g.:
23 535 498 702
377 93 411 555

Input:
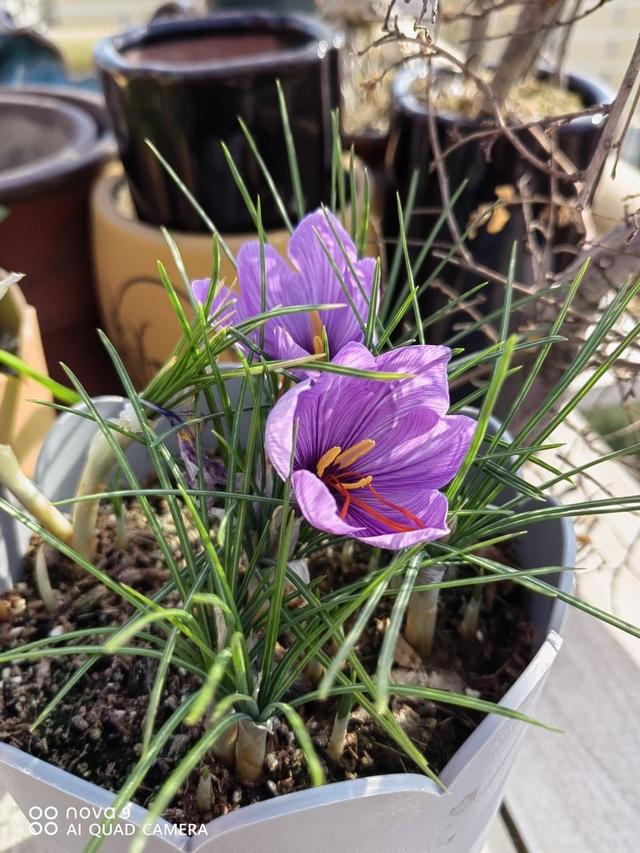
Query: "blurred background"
2 0 635 87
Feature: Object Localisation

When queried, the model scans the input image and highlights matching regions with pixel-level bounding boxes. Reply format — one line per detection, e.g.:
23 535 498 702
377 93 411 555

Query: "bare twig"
611 78 640 181
465 0 490 69
491 0 564 109
550 0 583 85
461 0 613 44
438 103 611 163
577 36 640 213
425 57 474 264
428 40 578 181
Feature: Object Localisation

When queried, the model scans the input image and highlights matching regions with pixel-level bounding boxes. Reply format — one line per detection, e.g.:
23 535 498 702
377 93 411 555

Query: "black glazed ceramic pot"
384 65 611 347
95 12 341 233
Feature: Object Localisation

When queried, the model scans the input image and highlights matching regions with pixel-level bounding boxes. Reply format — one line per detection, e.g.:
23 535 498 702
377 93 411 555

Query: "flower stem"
341 539 355 563
210 717 238 767
34 544 58 613
404 565 446 659
235 719 268 783
0 445 73 543
458 591 482 642
72 410 142 561
110 484 129 550
115 510 128 551
195 767 213 813
327 691 353 762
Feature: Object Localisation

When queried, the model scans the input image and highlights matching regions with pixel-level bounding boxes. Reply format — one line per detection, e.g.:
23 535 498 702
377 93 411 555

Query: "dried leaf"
394 634 423 669
487 205 512 235
0 269 24 302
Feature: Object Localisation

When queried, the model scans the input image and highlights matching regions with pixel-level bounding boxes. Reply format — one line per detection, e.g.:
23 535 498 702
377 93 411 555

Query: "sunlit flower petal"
265 343 475 550
191 210 376 369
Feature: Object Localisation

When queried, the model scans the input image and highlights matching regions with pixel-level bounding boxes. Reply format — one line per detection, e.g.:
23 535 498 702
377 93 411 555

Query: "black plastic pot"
95 12 341 233
384 66 611 347
0 86 118 393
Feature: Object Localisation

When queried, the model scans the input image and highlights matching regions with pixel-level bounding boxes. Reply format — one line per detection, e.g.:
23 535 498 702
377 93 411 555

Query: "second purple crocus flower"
265 342 475 550
192 210 375 364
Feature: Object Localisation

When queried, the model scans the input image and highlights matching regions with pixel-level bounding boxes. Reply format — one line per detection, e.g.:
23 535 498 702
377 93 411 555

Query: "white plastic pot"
0 398 575 852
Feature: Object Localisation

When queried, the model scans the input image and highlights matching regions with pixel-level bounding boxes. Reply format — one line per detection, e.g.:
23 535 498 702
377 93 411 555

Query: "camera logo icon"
28 806 58 836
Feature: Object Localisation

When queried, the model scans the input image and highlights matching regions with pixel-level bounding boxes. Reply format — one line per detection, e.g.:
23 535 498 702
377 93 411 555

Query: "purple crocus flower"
265 342 475 550
191 279 237 328
192 210 376 363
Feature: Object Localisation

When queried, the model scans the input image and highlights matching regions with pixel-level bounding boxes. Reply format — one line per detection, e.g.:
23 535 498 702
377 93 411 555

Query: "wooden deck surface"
483 411 640 852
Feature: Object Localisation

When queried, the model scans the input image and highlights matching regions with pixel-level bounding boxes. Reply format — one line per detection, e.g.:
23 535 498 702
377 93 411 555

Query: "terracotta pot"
94 12 341 233
0 396 575 851
0 86 118 394
0 282 53 476
384 66 612 348
90 162 381 389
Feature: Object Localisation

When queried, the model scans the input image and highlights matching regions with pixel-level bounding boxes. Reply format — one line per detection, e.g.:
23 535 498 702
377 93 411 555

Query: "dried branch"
465 0 491 69
550 0 583 84
508 209 640 429
576 35 640 213
460 0 613 44
491 0 564 109
424 57 474 264
438 103 610 164
610 76 640 181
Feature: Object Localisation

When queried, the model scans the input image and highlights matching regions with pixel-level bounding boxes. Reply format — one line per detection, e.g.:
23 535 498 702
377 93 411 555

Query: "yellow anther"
335 439 376 470
313 335 324 355
316 446 342 478
309 310 325 350
341 475 373 491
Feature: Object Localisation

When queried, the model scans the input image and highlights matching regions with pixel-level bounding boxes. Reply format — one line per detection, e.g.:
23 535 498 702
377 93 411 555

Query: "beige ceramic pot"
592 155 640 234
0 283 53 476
91 162 381 389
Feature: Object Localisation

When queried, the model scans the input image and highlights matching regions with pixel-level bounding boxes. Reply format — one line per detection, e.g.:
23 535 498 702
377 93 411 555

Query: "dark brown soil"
0 503 533 827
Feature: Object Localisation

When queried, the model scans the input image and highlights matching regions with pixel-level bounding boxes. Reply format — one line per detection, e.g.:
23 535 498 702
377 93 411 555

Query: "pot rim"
1 395 575 847
95 171 294 242
5 84 113 135
392 60 614 131
94 11 341 80
0 93 97 193
0 87 115 203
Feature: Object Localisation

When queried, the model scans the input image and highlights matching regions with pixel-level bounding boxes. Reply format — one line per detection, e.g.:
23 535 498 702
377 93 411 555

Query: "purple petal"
287 210 373 352
221 211 375 361
292 469 364 537
236 242 293 315
192 278 210 306
288 210 358 283
367 411 475 490
191 280 238 326
374 345 452 416
293 344 445 464
265 381 312 481
293 343 379 465
272 327 324 380
237 241 311 354
350 490 449 550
